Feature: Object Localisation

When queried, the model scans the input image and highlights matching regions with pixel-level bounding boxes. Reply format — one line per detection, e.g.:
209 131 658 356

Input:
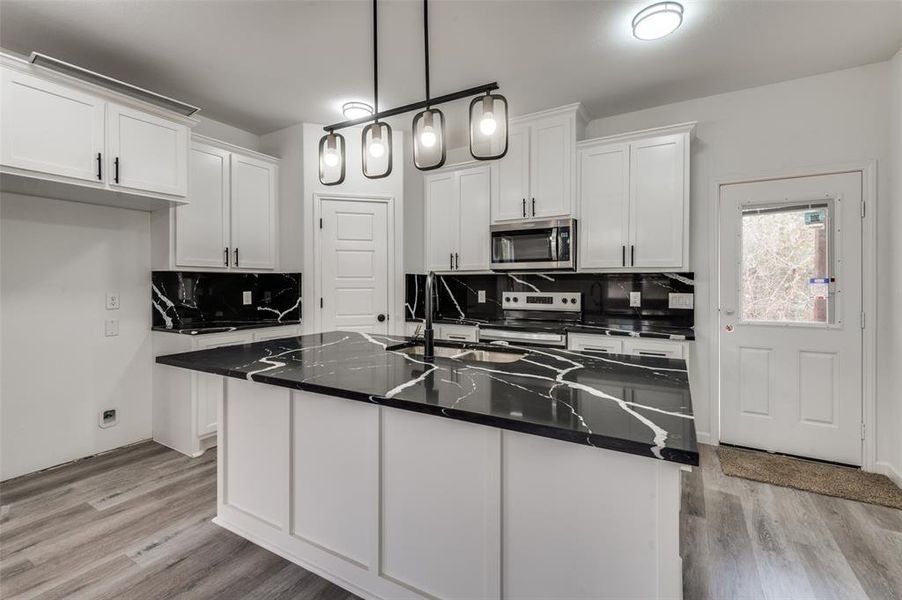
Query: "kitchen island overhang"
157 331 698 599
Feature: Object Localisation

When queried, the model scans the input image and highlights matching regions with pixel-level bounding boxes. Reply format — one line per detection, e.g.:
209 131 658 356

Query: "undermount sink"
393 345 526 364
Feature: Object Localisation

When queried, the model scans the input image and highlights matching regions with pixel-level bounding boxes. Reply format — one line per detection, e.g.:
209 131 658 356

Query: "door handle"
455 252 459 270
377 314 386 322
234 248 239 267
522 198 526 218
224 247 229 266
114 157 120 183
96 153 102 180
531 198 536 216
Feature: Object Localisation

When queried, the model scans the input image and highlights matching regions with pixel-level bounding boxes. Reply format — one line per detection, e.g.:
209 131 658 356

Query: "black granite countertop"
152 320 302 335
156 331 698 465
407 317 695 341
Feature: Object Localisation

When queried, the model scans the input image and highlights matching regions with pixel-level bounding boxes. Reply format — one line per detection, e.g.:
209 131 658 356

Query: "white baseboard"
873 461 902 488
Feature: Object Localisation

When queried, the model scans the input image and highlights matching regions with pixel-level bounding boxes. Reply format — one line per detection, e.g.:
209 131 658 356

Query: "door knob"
377 314 386 322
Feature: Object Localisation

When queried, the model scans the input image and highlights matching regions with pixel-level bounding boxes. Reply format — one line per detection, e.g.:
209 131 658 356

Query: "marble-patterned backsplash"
405 272 694 326
152 271 301 329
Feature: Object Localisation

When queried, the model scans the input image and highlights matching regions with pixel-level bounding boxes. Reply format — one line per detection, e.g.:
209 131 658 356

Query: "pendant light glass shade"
362 121 392 178
318 132 346 186
469 93 508 160
412 108 446 170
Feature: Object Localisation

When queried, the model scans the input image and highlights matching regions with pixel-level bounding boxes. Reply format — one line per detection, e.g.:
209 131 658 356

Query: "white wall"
585 61 894 466
887 48 902 482
1 194 153 480
299 123 406 334
194 115 262 151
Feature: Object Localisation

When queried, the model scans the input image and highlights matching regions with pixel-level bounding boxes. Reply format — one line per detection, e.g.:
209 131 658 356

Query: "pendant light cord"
373 0 379 121
424 0 430 105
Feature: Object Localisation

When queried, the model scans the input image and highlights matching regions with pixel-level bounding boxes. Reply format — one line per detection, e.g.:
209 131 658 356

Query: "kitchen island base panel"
217 378 683 600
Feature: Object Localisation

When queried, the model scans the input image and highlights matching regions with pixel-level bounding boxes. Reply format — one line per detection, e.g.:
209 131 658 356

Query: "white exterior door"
719 172 863 465
107 103 188 196
175 143 230 268
530 115 571 219
319 199 390 334
425 172 458 272
456 166 491 271
578 143 630 269
492 125 530 222
629 135 684 269
1 69 105 183
230 154 276 270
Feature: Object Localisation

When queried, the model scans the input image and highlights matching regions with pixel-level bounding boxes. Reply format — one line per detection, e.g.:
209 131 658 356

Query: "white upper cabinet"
107 103 188 197
175 143 230 268
1 69 105 183
491 104 585 223
0 55 194 210
230 153 277 270
162 136 278 272
578 123 694 272
425 164 491 273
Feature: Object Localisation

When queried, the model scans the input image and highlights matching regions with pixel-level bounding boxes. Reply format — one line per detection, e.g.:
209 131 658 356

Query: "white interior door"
231 154 276 270
175 143 230 268
457 166 491 271
107 103 188 196
319 198 389 334
1 69 105 183
719 172 863 465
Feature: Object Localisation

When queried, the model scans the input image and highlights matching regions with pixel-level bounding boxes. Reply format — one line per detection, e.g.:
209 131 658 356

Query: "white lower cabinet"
153 324 300 457
568 333 686 359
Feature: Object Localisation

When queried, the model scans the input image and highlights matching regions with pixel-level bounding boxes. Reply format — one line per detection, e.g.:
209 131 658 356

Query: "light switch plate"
669 293 694 309
105 292 120 310
242 291 252 305
478 290 486 303
104 319 119 337
629 291 641 307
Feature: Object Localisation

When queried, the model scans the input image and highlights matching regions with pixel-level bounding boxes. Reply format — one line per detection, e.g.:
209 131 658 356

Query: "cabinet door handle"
455 252 459 270
96 153 102 180
531 198 536 216
585 347 611 353
114 157 120 183
522 198 526 218
630 245 635 266
234 248 239 267
448 334 468 340
638 351 668 357
224 247 229 266
621 245 626 267
450 252 453 270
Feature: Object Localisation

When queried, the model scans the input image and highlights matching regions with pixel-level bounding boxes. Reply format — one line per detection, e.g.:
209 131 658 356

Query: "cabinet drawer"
567 334 623 355
621 339 684 359
437 325 478 343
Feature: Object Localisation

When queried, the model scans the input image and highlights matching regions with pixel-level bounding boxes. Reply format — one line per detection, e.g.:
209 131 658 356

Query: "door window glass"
740 203 831 323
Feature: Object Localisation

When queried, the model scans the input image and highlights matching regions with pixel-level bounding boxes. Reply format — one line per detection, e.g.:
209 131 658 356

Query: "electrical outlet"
105 291 120 310
99 408 118 429
478 290 486 303
104 319 119 337
629 291 642 307
669 293 694 309
242 291 252 305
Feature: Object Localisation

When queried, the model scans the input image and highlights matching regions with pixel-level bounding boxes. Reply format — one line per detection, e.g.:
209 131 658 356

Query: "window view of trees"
741 206 828 323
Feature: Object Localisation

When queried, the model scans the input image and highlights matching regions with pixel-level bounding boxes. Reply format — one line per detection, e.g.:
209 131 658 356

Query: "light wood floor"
1 441 900 599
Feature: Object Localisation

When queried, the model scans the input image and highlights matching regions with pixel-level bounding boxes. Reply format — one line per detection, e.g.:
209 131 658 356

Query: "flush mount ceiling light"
342 101 373 120
632 1 684 41
318 0 508 183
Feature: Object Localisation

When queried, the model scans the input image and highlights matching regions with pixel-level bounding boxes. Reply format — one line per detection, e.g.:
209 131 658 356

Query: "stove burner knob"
561 298 568 303
504 297 510 302
513 297 519 302
571 297 578 304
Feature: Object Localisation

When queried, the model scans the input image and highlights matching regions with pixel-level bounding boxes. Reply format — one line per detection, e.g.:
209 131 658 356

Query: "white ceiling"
1 0 900 142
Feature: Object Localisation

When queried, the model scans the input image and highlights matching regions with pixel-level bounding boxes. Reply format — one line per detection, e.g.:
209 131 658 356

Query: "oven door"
490 218 574 270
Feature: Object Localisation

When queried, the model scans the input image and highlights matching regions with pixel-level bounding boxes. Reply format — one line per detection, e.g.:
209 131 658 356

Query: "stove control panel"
502 292 581 312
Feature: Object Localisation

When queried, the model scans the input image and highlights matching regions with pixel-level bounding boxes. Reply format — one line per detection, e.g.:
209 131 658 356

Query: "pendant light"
318 131 345 185
412 0 446 170
469 91 508 160
362 0 392 179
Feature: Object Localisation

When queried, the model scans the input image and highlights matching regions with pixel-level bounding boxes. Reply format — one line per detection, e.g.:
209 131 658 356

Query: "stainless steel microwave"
490 218 576 271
